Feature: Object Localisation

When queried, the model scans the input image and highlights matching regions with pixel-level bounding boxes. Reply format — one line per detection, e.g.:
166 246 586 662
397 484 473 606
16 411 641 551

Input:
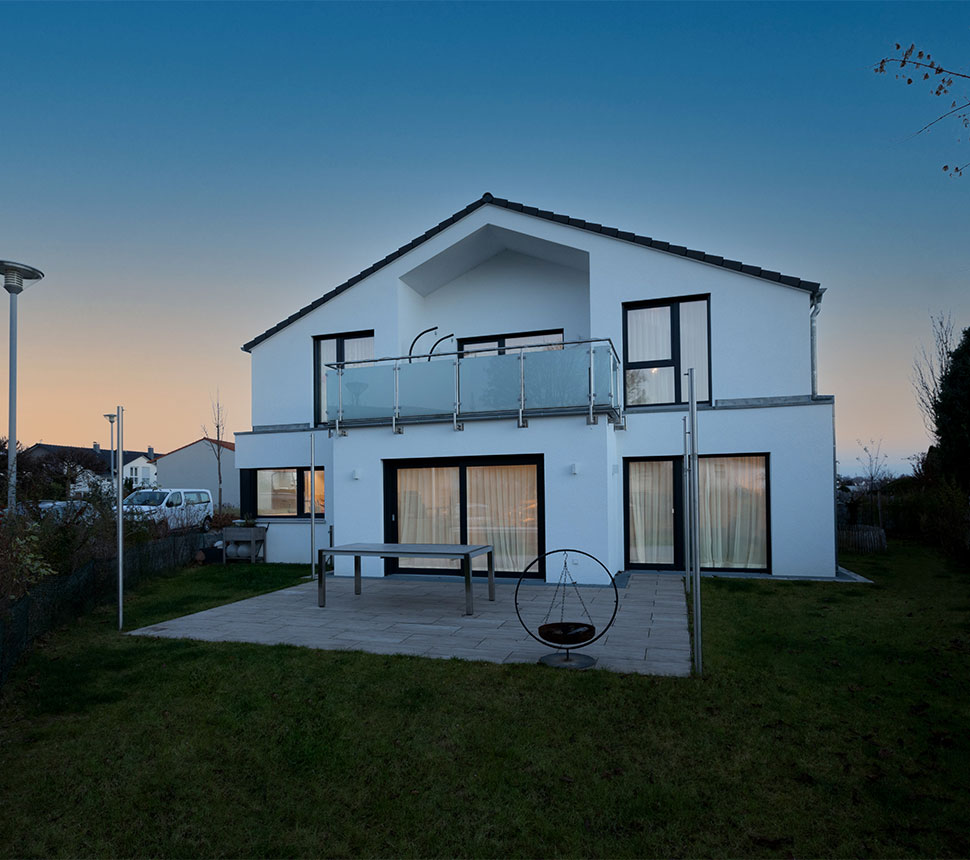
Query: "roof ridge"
242 193 820 352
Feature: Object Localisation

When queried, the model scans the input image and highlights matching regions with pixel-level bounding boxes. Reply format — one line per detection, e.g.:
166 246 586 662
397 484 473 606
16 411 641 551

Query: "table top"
324 542 493 558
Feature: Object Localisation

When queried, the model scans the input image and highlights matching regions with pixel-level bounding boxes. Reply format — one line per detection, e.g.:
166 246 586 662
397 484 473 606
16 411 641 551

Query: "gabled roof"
242 192 822 353
153 437 235 462
22 443 149 473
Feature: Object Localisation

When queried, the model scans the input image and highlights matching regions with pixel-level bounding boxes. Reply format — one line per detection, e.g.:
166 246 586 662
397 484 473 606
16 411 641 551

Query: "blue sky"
1 1 967 473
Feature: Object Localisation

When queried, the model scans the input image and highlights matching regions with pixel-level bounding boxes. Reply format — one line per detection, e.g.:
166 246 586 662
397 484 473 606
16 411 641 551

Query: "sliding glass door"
386 456 543 577
627 459 677 566
625 455 769 572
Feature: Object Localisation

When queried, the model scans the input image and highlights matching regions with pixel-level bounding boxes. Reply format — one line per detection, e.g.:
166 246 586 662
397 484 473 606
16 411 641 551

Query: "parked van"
123 488 214 532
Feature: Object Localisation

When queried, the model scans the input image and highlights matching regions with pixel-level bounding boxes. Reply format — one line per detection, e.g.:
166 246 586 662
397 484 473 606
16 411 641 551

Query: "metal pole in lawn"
682 415 691 596
309 433 316 581
687 369 702 675
116 405 124 631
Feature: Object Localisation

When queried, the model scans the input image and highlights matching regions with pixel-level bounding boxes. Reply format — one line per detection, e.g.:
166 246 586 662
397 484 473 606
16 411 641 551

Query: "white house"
235 193 836 582
124 449 157 488
154 438 239 509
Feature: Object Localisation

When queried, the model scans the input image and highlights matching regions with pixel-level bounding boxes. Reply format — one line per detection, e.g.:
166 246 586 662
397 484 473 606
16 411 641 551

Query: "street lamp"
103 413 117 483
2 260 44 514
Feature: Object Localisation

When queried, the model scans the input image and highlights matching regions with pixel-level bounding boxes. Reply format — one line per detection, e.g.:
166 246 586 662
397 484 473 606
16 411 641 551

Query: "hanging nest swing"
514 548 618 669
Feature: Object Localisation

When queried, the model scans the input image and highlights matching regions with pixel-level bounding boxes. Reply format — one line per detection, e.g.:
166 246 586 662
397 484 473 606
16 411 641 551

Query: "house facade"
235 194 836 582
124 452 157 489
154 438 239 509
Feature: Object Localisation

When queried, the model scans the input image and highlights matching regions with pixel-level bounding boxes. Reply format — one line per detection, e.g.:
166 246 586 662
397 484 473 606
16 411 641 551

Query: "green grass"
0 544 968 858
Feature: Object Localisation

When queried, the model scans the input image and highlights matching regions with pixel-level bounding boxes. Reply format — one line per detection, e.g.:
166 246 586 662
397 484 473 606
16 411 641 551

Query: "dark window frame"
382 454 546 579
623 452 771 573
622 295 711 407
313 329 375 425
457 328 564 357
240 466 326 519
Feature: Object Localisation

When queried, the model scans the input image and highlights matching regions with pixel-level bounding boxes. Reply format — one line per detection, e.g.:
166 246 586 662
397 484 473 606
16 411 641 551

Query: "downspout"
810 288 825 397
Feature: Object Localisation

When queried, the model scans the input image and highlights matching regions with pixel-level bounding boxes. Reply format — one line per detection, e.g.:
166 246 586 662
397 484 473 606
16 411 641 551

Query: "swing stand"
514 550 618 672
539 650 596 670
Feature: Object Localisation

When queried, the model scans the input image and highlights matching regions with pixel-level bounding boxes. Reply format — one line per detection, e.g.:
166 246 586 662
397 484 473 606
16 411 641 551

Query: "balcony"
322 339 622 431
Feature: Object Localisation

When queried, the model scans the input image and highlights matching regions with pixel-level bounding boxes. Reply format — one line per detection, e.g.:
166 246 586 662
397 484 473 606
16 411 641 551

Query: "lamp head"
104 413 117 424
0 261 44 296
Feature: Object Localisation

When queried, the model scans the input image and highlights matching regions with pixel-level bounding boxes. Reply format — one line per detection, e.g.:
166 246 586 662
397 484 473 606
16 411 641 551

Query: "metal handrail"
323 336 621 368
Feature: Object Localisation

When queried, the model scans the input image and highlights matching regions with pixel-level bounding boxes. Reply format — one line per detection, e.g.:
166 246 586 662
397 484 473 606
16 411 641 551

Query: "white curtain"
397 467 461 569
698 456 767 569
343 335 374 366
628 460 674 565
466 464 538 573
627 306 671 362
679 300 709 401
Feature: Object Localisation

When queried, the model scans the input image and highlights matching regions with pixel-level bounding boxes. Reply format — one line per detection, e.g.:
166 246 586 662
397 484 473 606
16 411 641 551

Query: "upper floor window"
314 330 374 423
623 297 709 406
458 329 564 357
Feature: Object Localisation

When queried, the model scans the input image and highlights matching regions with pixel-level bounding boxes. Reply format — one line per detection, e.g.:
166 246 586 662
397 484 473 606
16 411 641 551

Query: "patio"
130 572 691 676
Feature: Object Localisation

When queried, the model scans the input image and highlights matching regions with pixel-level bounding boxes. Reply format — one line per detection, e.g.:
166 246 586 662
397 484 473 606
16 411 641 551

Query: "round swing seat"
538 621 596 646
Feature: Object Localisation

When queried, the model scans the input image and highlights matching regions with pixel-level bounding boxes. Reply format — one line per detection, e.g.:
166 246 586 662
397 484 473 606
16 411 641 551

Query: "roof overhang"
400 224 589 296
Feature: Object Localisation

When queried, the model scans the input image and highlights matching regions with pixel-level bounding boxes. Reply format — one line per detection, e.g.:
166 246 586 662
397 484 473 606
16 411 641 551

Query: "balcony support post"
453 357 463 431
336 367 346 436
517 350 528 428
392 361 402 434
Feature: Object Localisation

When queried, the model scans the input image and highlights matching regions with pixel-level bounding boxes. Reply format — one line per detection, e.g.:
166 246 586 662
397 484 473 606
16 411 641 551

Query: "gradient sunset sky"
1 1 967 474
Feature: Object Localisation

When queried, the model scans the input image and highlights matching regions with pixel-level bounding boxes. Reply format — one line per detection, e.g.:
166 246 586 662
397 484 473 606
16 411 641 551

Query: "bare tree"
912 311 955 441
202 391 227 514
874 43 970 176
856 438 892 528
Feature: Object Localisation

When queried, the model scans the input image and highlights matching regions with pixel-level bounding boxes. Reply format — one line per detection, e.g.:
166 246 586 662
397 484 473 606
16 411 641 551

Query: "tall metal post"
2 260 43 515
682 415 691 595
104 413 116 483
116 406 124 631
309 433 316 581
687 369 702 675
7 289 18 513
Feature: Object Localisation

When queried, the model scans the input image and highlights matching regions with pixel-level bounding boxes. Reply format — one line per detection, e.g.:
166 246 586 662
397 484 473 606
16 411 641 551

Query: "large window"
625 454 768 571
385 456 544 577
314 330 375 423
623 297 709 406
458 329 563 357
251 467 325 517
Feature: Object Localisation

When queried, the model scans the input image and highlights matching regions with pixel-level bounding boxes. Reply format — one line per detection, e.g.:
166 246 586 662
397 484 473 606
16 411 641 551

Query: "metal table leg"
354 555 362 595
317 549 326 608
487 550 495 601
463 554 473 616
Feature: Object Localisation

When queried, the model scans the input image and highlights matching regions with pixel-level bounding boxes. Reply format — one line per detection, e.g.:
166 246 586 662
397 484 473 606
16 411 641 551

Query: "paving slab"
129 572 691 677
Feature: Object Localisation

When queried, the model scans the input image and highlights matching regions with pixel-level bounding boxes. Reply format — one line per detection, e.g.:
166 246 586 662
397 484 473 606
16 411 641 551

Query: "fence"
838 525 887 554
0 531 215 688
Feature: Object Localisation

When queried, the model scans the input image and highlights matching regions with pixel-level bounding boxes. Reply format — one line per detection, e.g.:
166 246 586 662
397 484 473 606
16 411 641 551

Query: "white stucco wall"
238 202 834 580
154 441 240 508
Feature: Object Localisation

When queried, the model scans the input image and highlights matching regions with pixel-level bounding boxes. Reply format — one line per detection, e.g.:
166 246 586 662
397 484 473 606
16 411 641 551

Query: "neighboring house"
21 442 151 496
124 449 158 488
153 438 239 509
235 193 836 581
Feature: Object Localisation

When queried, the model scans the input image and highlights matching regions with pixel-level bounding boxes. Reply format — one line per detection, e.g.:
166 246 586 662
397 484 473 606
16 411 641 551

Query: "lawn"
0 543 967 858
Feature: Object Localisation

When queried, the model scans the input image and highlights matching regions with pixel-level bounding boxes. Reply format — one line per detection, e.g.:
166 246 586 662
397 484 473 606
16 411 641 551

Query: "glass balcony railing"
322 339 622 431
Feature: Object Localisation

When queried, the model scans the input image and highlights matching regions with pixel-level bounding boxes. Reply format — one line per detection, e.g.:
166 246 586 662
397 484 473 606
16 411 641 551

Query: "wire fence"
0 531 216 688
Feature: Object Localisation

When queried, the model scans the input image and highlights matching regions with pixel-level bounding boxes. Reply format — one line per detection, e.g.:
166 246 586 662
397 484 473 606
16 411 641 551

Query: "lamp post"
2 260 44 514
103 413 117 483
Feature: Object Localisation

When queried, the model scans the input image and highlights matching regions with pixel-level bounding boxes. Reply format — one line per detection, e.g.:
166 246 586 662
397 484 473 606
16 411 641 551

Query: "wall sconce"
351 469 360 480
570 463 579 476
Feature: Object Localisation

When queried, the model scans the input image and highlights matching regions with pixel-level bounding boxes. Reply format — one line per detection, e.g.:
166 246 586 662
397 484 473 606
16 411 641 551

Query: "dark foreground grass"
0 544 968 858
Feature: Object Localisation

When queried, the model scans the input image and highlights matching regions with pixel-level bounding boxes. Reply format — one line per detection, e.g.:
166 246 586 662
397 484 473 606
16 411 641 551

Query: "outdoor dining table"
317 543 495 616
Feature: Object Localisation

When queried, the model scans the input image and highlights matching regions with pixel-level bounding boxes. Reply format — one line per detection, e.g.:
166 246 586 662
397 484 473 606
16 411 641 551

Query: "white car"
123 488 214 532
